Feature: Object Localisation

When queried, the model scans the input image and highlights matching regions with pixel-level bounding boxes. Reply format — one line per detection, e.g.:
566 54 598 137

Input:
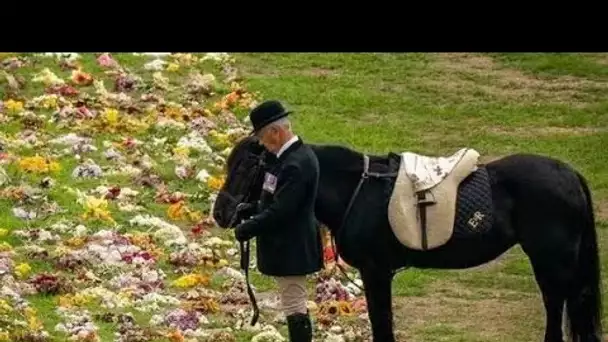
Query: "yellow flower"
65 236 86 248
172 274 209 288
0 229 8 238
172 146 190 159
25 307 43 330
0 242 12 252
103 108 119 125
59 293 92 308
0 331 9 342
0 299 13 314
82 196 115 223
187 210 202 223
18 156 61 174
4 99 24 113
165 104 184 120
32 68 65 86
41 95 58 110
14 263 31 279
206 176 224 191
166 63 180 72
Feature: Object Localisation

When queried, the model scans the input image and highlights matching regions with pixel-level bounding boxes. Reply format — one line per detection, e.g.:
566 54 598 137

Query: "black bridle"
220 151 266 326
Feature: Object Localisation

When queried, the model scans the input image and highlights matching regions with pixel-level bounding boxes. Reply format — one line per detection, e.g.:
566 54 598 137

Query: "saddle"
387 148 480 250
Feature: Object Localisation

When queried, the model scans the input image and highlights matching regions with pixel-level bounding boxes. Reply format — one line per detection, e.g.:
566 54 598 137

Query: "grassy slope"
234 53 608 342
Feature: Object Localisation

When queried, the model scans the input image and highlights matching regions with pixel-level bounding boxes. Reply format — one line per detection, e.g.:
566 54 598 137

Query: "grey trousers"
275 276 309 316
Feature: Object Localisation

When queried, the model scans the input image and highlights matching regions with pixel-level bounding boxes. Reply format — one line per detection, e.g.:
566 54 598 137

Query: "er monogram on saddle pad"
262 172 277 194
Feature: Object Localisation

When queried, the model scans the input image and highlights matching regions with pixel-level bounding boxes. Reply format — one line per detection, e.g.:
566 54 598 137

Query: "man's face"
256 125 282 154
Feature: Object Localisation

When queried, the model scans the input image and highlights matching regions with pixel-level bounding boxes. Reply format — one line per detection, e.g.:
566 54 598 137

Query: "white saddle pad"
402 148 470 192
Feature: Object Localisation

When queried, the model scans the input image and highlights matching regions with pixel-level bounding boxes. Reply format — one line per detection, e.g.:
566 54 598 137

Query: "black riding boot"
286 312 312 342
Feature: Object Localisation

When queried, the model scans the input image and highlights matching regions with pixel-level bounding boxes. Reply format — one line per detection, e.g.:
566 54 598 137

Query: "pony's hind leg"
523 241 578 342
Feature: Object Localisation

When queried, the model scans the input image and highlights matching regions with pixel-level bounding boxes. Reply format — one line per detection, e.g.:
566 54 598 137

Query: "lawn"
234 52 608 341
0 52 606 342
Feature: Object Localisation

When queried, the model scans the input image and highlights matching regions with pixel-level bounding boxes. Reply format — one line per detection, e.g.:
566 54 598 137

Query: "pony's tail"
565 172 603 342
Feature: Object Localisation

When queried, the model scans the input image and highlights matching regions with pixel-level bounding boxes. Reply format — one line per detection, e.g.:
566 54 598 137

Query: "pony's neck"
310 144 366 235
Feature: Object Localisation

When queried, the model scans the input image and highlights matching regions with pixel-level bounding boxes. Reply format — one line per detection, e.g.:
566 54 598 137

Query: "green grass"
233 52 608 342
1 52 607 341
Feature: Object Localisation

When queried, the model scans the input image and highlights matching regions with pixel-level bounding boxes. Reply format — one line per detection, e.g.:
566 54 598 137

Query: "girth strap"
330 154 399 292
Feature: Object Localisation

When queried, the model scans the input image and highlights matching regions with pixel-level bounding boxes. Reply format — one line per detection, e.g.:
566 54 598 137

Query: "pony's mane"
310 144 371 173
225 136 259 170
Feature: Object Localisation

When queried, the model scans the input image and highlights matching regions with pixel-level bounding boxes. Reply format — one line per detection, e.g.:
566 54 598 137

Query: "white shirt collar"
276 135 299 158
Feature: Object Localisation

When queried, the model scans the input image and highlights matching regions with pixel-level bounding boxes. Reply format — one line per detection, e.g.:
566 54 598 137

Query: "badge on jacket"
262 172 277 194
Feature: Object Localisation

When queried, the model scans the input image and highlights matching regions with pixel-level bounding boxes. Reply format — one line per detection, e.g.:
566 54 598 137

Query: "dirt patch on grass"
424 53 608 105
298 67 338 77
393 279 543 341
486 126 606 138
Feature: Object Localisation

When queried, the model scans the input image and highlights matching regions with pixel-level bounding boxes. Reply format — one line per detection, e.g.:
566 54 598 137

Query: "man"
234 100 323 342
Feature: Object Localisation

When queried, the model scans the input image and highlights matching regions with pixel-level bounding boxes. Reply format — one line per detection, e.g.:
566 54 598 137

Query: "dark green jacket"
239 138 323 276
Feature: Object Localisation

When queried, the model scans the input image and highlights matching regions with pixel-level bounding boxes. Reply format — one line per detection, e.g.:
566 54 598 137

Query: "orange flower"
167 330 185 342
167 201 187 221
224 92 239 106
339 301 354 315
71 69 93 86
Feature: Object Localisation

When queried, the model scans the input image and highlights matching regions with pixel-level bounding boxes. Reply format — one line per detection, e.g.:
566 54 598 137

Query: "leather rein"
223 151 266 326
329 154 398 292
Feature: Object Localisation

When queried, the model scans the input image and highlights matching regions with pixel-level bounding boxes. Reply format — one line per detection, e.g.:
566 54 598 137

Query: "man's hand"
235 202 258 221
235 220 255 242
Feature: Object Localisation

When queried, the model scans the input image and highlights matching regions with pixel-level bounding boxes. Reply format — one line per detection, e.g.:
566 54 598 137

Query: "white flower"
196 169 210 182
49 133 91 146
129 215 187 247
251 325 286 342
201 53 231 62
176 131 212 154
144 59 167 71
149 314 164 326
175 165 191 179
12 207 36 220
118 203 144 212
324 332 346 342
214 267 244 281
152 137 168 146
203 237 232 248
156 117 186 129
74 225 88 236
72 159 103 178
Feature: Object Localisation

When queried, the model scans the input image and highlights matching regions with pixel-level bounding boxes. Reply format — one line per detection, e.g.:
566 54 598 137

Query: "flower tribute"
0 53 370 341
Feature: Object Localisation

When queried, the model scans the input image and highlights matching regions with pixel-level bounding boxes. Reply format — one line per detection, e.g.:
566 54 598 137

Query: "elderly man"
234 100 323 342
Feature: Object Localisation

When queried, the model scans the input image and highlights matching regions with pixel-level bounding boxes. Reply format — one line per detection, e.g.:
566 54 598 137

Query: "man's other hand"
235 220 255 241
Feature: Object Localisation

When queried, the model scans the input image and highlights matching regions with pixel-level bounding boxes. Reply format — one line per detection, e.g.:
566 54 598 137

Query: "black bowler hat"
249 100 292 135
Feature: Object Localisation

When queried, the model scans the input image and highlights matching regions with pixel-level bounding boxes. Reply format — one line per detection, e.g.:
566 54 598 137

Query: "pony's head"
212 136 270 228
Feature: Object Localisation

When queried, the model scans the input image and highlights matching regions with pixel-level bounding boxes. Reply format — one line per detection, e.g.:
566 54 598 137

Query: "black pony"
213 136 602 342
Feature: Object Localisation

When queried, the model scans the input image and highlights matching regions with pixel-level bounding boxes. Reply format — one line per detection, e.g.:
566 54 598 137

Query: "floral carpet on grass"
0 53 370 342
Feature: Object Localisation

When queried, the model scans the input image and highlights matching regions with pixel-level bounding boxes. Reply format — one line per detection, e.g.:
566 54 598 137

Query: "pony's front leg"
360 266 396 342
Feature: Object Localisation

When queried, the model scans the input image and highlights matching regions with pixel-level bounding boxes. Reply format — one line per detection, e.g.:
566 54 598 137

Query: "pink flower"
97 53 118 68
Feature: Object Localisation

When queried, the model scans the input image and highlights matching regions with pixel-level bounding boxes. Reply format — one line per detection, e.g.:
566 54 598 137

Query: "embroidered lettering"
468 211 485 229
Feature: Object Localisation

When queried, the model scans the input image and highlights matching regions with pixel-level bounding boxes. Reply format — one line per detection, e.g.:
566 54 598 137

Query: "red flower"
191 223 204 236
105 186 121 200
323 246 335 263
